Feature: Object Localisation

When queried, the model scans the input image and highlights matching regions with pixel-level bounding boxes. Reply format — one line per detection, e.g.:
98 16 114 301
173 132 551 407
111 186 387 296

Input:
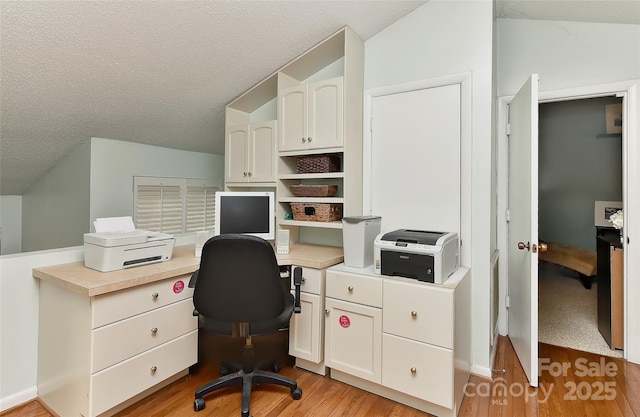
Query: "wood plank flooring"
3 335 639 417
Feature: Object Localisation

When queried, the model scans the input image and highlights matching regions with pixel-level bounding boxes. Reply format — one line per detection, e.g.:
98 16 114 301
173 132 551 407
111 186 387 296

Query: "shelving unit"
223 26 364 244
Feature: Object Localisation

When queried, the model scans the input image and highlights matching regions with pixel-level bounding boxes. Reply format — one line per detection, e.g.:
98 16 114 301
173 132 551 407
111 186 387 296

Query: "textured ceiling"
1 0 639 196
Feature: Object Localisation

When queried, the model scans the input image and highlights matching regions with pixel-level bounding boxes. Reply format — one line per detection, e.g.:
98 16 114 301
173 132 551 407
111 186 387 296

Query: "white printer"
83 216 176 272
374 229 459 284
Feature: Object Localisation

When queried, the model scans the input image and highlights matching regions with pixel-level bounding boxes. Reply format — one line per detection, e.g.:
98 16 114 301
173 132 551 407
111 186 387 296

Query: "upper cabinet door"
278 86 307 152
249 121 277 183
307 77 343 150
225 125 249 183
278 77 344 152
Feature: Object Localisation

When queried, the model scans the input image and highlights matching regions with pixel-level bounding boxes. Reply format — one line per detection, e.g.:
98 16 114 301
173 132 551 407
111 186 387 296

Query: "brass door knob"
539 242 548 253
517 242 530 251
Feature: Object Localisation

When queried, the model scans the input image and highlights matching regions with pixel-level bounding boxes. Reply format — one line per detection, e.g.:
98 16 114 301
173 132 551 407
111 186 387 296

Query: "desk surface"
33 243 343 297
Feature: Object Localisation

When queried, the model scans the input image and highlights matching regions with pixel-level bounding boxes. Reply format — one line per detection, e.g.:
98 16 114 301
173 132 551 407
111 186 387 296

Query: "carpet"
538 262 623 358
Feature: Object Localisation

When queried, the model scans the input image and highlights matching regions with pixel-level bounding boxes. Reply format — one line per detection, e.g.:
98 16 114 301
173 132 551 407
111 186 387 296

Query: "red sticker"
173 280 185 294
339 315 350 328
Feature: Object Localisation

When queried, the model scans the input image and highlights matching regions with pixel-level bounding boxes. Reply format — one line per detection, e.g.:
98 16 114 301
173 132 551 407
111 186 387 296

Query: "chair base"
194 368 302 416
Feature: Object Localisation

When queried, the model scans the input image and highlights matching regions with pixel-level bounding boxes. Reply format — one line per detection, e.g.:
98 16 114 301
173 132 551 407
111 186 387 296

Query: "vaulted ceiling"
1 0 638 196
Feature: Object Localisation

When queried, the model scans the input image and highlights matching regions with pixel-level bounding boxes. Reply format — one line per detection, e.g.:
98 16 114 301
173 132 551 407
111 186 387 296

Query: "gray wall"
538 97 623 251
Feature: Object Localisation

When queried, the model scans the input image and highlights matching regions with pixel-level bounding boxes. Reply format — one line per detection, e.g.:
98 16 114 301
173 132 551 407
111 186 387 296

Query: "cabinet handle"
307 137 312 142
151 292 159 300
325 309 330 316
411 367 417 375
150 366 158 374
151 327 158 335
243 172 248 176
411 311 418 318
348 286 354 293
301 137 306 142
248 172 252 176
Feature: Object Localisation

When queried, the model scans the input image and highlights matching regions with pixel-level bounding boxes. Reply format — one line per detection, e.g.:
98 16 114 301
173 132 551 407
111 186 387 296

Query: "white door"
507 74 539 387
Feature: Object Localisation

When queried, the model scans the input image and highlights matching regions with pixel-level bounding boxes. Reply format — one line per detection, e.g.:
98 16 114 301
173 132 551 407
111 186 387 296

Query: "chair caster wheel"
272 361 281 373
291 386 302 400
194 397 206 411
220 365 229 376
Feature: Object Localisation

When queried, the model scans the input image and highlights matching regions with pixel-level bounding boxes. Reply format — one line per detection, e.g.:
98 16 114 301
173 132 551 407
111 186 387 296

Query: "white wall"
0 247 84 411
0 196 22 255
496 18 640 363
364 0 494 375
22 140 91 252
89 137 225 225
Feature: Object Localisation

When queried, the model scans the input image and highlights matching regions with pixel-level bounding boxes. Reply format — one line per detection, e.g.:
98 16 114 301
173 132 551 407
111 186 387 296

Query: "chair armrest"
188 270 199 288
293 266 302 314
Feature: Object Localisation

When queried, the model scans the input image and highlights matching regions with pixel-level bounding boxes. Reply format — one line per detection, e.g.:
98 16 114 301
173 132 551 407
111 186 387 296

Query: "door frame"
497 79 640 363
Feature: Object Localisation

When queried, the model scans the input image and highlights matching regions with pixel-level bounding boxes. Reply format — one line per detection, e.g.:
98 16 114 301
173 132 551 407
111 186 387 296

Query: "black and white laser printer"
374 229 459 284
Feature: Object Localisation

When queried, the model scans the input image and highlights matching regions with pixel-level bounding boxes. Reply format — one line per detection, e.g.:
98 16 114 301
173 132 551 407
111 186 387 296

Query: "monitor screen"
214 191 275 240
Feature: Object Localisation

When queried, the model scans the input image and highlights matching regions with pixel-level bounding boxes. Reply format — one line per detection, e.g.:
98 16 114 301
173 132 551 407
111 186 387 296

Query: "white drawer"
382 333 453 409
91 299 198 373
383 278 453 348
91 275 194 328
326 270 382 307
90 330 197 417
290 266 324 295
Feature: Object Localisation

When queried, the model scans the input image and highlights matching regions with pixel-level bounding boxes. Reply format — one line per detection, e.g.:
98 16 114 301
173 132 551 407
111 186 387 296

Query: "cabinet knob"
243 172 248 176
248 172 252 176
151 327 158 335
150 366 158 374
411 311 418 318
307 137 312 142
301 277 306 283
348 286 354 293
411 367 417 375
325 309 330 316
301 137 306 142
151 292 159 300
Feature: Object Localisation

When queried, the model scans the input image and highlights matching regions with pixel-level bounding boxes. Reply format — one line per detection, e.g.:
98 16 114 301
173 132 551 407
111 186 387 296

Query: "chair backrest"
193 234 288 325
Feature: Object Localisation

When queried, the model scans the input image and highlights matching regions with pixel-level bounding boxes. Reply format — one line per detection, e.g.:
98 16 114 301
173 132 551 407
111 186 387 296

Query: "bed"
538 242 597 289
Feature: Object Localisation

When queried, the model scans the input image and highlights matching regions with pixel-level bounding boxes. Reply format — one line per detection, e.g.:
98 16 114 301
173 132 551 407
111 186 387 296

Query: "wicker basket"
291 203 343 222
289 184 338 197
296 154 340 174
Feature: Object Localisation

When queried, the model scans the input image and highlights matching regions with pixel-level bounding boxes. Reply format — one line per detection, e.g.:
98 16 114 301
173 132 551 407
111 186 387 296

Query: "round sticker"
173 280 185 294
339 315 351 328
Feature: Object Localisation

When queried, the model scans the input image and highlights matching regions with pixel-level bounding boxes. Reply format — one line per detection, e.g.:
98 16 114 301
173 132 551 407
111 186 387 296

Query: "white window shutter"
135 185 183 234
186 185 218 232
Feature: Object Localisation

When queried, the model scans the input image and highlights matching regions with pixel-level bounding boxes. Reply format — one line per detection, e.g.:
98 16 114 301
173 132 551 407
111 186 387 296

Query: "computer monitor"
214 191 275 240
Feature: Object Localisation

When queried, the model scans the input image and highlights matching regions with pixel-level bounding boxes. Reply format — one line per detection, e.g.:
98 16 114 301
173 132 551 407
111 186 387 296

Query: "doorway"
537 96 623 358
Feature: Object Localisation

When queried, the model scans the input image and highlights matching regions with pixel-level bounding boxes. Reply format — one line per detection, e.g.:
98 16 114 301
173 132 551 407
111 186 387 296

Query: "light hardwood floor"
3 335 639 417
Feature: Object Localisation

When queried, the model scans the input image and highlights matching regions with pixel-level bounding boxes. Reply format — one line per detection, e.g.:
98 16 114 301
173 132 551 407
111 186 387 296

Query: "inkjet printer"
374 229 459 284
84 230 175 272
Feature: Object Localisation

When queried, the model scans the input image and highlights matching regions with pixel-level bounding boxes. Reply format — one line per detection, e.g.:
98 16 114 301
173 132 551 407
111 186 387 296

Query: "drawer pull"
301 277 306 283
151 292 159 300
150 366 158 374
151 327 158 335
325 309 330 316
411 311 418 318
411 367 417 375
348 286 354 293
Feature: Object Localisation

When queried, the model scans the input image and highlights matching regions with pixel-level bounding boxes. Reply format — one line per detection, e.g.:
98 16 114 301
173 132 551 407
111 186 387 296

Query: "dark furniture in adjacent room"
596 234 624 350
189 234 302 416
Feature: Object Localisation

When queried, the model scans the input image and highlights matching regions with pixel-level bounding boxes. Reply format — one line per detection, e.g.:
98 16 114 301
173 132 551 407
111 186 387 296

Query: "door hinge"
505 296 510 309
506 123 511 135
505 210 511 222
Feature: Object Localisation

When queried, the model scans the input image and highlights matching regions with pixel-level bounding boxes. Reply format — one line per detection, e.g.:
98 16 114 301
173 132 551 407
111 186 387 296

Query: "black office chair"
189 234 302 416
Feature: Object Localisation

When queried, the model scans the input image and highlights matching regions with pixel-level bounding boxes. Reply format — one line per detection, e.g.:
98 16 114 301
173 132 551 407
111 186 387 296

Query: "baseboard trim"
0 386 38 412
470 364 492 378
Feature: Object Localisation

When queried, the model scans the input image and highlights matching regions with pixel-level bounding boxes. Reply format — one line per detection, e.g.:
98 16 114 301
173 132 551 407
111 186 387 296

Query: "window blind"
135 185 184 234
186 185 217 232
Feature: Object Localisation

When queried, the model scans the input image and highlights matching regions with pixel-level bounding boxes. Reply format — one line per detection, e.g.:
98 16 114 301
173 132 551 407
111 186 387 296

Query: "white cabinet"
278 77 344 152
37 273 198 417
288 266 328 375
225 120 277 184
325 264 471 417
324 268 382 383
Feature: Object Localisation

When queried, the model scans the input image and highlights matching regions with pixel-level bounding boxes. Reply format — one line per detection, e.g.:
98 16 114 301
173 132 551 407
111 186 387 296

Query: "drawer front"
383 278 453 348
91 299 198 373
90 330 197 417
91 275 193 328
382 333 453 409
291 266 324 295
326 269 382 307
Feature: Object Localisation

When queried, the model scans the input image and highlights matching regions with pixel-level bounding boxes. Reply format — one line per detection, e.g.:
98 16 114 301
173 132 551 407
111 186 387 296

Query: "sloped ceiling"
1 0 639 196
